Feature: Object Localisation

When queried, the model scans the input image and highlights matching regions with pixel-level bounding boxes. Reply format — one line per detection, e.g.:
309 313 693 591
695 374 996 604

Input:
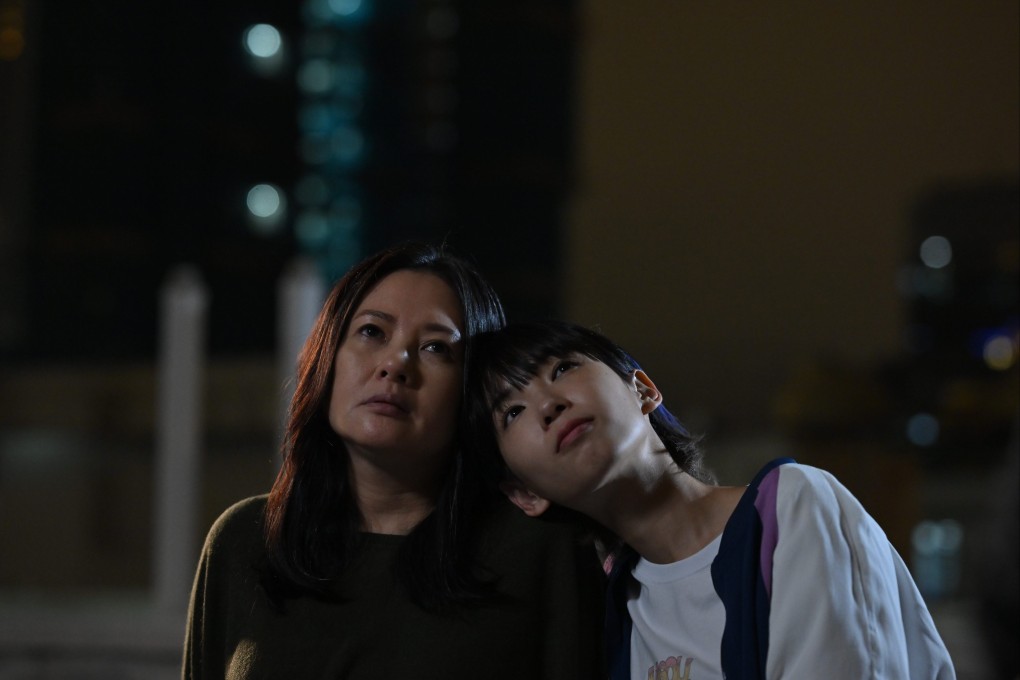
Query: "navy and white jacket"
605 458 955 679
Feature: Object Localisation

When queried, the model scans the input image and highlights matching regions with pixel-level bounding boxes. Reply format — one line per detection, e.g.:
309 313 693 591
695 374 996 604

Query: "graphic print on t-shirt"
646 655 694 680
629 534 725 680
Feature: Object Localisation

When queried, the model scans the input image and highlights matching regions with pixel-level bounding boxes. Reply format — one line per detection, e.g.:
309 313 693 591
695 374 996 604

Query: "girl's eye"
502 404 524 428
551 359 579 380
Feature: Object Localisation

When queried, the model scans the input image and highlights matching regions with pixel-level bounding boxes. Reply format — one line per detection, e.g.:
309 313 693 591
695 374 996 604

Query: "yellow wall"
567 2 1019 429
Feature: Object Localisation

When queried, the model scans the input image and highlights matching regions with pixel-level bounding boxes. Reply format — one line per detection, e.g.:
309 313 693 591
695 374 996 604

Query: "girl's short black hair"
466 319 711 491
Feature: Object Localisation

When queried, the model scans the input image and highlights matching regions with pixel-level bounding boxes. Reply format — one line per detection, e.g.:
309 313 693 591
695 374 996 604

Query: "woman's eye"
357 324 383 339
552 359 578 379
422 340 451 355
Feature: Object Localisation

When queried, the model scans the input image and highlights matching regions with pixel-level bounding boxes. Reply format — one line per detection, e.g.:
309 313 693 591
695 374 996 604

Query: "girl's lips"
556 418 593 452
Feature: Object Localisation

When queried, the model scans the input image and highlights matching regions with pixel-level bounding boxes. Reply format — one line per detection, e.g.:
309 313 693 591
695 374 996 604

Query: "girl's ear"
633 369 663 414
499 479 552 517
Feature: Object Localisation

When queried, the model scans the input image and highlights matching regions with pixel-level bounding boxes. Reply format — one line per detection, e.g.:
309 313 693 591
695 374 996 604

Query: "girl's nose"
541 401 566 427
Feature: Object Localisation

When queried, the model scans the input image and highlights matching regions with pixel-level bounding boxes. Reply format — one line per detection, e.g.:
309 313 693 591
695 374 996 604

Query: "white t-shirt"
628 534 725 680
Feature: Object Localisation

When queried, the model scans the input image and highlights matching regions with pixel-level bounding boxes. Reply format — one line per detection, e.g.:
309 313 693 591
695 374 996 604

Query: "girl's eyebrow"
489 387 511 414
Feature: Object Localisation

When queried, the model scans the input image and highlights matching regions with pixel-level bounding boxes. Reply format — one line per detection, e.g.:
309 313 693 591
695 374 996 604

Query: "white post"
153 265 208 614
276 258 326 467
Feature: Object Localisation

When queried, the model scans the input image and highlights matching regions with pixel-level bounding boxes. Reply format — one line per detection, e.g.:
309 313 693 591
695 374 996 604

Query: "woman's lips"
557 418 593 452
363 394 409 416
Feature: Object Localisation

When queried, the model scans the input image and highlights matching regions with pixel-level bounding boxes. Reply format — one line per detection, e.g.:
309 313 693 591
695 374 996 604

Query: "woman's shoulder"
476 495 588 555
474 496 604 596
210 494 267 530
201 494 269 556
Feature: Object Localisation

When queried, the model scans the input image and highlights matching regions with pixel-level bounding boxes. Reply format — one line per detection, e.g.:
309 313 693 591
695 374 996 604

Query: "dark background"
5 0 576 359
0 2 1016 677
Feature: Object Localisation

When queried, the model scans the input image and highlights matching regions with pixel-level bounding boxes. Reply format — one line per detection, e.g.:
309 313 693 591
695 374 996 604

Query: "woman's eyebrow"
355 309 394 323
426 323 462 340
357 309 461 339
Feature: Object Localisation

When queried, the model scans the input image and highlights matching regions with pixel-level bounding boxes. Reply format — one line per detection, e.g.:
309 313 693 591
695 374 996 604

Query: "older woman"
183 243 605 679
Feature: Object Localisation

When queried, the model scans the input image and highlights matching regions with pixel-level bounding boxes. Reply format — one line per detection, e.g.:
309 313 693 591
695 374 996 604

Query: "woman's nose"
378 349 412 383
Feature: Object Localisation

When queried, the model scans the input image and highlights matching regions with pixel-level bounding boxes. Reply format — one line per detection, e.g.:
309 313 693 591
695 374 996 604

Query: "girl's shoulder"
739 459 873 532
750 458 849 499
753 461 875 536
769 462 858 503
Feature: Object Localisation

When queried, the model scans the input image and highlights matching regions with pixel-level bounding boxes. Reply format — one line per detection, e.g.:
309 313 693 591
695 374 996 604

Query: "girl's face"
328 270 465 476
492 354 660 512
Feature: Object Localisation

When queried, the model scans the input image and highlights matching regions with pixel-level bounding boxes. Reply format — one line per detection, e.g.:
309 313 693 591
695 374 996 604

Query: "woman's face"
492 354 657 511
328 270 465 475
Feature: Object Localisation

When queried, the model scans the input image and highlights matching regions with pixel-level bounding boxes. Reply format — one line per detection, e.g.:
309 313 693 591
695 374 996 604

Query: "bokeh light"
294 174 330 207
912 519 963 555
297 59 334 94
982 334 1017 371
243 24 282 59
328 0 363 17
246 184 287 235
0 26 24 61
247 184 282 217
330 126 365 165
295 211 330 248
906 412 940 447
919 235 953 269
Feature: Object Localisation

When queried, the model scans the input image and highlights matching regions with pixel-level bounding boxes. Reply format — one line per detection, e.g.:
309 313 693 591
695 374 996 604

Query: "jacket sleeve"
181 497 262 680
765 465 955 680
182 523 217 680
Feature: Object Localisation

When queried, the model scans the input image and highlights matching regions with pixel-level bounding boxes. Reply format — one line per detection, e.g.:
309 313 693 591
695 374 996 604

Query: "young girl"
467 319 955 680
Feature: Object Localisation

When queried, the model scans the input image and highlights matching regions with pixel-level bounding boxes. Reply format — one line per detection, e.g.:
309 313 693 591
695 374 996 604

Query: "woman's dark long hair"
466 319 711 501
264 242 505 611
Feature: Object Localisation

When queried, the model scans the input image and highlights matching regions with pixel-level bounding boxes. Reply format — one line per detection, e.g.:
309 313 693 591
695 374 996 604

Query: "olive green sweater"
182 495 605 679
